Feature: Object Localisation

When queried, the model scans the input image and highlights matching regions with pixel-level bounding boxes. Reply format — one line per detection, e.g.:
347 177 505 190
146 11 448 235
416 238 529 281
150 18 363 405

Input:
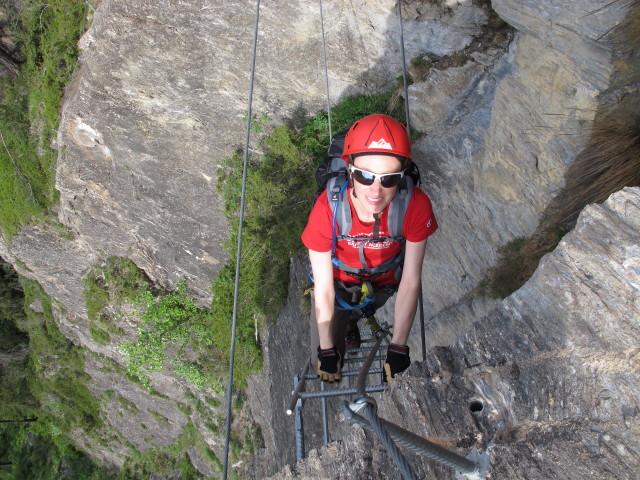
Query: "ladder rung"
343 354 385 364
298 385 387 399
304 367 383 380
346 345 387 355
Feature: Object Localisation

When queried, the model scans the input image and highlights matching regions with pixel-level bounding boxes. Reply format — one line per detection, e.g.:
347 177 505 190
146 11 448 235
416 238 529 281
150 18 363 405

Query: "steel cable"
222 0 262 478
319 0 333 143
343 403 479 475
361 403 419 480
397 0 428 362
355 333 385 397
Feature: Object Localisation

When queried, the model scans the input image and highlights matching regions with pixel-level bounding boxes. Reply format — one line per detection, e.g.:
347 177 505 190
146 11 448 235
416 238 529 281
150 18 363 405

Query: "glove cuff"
388 343 409 355
318 346 338 355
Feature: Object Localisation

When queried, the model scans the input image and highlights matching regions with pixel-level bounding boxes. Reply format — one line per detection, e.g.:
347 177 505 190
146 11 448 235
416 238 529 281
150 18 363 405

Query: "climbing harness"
334 280 376 316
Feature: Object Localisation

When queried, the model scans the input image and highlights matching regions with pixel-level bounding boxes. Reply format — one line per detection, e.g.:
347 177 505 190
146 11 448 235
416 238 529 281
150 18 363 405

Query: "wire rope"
319 0 333 143
397 0 411 134
362 404 419 480
397 0 428 361
221 0 261 478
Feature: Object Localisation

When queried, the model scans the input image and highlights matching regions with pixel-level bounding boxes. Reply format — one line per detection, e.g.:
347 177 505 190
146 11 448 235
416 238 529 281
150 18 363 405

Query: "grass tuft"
481 107 640 299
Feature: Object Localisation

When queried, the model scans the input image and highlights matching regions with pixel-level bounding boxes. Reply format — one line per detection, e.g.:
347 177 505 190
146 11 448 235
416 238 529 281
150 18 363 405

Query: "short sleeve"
402 188 438 242
301 194 333 252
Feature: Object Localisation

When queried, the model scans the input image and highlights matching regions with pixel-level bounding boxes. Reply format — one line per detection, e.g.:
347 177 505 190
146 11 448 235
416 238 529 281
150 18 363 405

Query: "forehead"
352 154 403 173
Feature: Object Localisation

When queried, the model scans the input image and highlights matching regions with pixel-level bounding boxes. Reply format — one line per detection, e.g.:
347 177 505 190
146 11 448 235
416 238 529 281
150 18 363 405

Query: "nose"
369 180 382 194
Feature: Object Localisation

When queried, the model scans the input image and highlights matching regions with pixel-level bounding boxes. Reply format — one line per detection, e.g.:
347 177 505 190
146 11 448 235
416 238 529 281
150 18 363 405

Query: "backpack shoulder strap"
387 175 413 239
325 158 351 254
326 157 348 202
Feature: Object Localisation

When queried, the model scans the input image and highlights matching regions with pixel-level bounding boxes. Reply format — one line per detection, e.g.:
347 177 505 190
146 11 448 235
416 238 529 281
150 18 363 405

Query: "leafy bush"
21 279 103 435
1 422 110 480
119 279 221 392
0 277 109 478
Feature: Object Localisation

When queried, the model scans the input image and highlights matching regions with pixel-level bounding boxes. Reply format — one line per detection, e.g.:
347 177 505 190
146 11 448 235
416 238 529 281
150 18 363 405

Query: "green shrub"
0 0 88 240
0 78 44 239
83 257 152 323
119 279 224 393
0 278 109 478
1 422 110 480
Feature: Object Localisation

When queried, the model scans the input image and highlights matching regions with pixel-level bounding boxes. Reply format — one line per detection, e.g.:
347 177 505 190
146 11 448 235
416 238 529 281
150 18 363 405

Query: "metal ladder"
286 318 481 479
286 324 388 461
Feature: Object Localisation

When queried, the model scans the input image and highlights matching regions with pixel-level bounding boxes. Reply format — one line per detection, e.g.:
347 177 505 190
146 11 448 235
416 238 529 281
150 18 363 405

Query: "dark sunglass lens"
380 174 403 188
353 169 375 185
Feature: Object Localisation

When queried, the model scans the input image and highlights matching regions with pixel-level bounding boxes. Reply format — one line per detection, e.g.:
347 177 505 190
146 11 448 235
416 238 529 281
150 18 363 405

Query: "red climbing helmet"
342 114 412 164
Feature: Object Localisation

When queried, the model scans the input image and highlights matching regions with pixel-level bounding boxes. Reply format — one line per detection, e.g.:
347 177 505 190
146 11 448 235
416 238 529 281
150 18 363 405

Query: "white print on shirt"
346 232 393 250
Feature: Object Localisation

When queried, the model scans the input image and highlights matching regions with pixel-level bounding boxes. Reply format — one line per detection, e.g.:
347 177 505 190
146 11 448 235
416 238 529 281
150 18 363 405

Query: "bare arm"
391 239 428 345
308 249 335 349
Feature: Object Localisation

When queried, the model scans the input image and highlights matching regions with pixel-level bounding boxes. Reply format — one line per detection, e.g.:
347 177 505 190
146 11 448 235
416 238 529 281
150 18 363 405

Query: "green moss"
204 396 222 408
100 390 115 402
410 56 433 82
149 411 170 426
89 323 111 346
83 257 152 324
117 395 138 414
176 402 193 416
119 421 212 478
479 227 567 299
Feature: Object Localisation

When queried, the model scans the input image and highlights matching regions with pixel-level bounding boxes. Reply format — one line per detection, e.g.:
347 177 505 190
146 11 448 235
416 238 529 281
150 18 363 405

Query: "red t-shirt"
301 186 438 286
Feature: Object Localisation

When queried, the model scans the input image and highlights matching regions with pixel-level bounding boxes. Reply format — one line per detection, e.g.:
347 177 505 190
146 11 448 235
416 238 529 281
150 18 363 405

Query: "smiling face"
349 154 404 222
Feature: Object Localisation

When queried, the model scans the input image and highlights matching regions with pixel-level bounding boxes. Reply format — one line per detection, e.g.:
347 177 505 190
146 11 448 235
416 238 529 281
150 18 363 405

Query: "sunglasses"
350 165 404 188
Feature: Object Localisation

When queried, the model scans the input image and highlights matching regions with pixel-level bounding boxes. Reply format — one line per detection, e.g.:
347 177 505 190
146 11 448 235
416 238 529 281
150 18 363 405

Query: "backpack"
314 132 421 281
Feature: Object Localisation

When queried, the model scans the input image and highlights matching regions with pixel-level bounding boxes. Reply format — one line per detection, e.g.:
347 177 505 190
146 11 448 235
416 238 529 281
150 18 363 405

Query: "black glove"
317 346 342 382
383 343 410 382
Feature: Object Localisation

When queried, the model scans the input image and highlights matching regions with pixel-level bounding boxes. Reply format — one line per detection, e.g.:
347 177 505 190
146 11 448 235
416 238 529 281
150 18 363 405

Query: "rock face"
0 0 638 476
1 0 491 312
258 188 640 479
0 0 497 472
404 0 639 352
